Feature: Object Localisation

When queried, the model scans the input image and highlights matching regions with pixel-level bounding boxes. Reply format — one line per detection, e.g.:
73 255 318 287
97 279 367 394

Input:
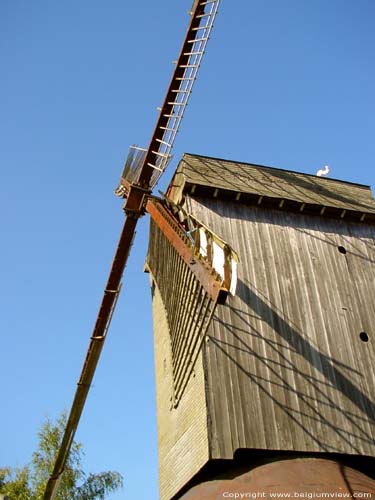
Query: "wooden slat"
185 194 375 459
147 219 217 404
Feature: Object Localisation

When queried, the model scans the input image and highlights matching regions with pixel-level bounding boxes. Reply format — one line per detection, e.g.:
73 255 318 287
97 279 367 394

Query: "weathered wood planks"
186 194 375 458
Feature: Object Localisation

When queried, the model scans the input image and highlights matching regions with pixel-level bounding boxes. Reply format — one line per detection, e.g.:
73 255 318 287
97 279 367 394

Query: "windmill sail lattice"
146 197 237 404
43 2 220 499
115 0 220 195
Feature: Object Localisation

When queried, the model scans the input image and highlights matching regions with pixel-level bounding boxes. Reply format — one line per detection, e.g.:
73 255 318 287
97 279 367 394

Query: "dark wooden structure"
146 153 375 499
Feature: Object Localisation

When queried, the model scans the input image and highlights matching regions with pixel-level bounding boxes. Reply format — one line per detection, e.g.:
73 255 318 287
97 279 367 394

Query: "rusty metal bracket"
123 184 151 215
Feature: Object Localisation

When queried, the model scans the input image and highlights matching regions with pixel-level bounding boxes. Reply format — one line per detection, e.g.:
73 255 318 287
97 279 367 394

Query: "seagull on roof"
316 165 330 177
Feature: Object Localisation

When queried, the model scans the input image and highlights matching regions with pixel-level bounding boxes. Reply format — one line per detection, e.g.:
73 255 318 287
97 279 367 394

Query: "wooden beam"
146 199 228 303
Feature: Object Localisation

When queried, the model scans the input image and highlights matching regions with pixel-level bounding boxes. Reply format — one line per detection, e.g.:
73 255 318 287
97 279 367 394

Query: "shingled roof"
167 153 375 221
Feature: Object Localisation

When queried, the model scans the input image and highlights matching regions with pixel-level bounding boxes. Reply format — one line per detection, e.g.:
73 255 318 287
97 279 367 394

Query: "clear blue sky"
1 1 374 499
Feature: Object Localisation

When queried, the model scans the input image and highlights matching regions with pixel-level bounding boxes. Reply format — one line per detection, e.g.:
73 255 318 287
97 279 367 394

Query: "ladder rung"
151 150 170 158
187 37 208 43
196 13 211 19
199 0 217 5
175 77 195 81
156 138 172 146
147 162 163 172
159 126 176 131
192 25 210 31
163 114 182 119
168 102 186 106
179 64 199 68
183 51 204 56
171 89 190 93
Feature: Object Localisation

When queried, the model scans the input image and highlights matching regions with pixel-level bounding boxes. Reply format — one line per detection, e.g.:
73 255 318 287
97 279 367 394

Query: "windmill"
42 1 375 499
43 1 224 498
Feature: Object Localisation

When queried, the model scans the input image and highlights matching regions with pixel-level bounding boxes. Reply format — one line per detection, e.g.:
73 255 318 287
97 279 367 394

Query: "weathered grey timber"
169 153 375 219
147 153 375 500
147 218 217 404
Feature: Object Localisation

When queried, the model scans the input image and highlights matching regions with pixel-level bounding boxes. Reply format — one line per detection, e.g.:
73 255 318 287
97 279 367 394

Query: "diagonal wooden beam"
146 198 228 304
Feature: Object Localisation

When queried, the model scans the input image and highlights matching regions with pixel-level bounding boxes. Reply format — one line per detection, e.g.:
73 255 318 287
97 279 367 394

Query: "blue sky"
1 1 374 499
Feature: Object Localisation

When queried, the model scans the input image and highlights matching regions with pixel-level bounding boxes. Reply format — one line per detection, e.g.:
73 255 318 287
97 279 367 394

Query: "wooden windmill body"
146 153 375 499
42 3 375 499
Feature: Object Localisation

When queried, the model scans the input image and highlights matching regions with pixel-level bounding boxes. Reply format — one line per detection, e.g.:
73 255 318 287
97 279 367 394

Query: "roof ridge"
182 152 371 189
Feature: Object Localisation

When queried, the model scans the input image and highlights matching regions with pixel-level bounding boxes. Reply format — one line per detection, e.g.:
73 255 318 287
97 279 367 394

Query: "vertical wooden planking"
186 195 375 459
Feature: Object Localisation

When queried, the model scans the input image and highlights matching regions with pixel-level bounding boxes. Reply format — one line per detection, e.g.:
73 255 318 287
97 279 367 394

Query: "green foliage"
0 466 32 500
0 412 123 500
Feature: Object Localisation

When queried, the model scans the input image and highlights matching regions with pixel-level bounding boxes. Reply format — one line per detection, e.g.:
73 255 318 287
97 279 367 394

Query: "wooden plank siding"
146 218 216 499
149 155 375 498
148 276 210 500
184 194 375 459
147 218 217 404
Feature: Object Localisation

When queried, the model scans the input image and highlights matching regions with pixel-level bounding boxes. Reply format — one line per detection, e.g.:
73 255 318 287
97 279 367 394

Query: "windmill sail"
43 2 221 499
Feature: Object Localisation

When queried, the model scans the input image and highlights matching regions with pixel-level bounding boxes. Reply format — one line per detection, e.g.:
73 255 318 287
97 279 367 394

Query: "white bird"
316 165 330 177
